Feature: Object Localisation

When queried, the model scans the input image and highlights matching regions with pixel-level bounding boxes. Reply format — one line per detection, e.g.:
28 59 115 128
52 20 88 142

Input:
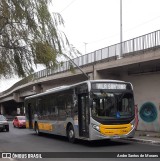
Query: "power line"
60 0 77 13
87 15 160 44
124 15 160 33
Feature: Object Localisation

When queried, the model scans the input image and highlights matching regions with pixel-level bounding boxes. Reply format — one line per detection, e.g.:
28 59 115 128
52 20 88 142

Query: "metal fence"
1 29 160 95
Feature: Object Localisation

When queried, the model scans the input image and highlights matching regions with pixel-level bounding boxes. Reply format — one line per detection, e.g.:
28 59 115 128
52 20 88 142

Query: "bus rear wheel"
67 125 75 143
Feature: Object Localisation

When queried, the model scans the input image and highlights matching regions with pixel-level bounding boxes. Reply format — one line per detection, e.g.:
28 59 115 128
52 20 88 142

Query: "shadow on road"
31 132 131 147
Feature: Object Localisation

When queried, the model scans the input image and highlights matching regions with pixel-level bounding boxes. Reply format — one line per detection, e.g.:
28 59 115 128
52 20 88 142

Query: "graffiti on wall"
139 102 158 122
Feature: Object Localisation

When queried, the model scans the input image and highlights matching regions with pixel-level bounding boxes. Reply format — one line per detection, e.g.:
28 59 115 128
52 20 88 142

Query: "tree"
0 0 68 78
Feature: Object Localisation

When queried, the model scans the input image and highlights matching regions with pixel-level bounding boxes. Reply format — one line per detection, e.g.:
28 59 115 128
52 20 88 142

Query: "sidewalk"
126 130 160 145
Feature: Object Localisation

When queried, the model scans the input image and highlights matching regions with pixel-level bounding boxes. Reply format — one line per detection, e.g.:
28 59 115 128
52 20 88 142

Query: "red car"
13 116 26 128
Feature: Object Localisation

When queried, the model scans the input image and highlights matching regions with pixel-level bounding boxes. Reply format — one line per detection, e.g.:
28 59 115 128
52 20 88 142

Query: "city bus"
25 80 135 142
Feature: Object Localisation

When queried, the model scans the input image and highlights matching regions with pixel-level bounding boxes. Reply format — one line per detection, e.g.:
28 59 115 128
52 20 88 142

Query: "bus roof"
25 79 129 100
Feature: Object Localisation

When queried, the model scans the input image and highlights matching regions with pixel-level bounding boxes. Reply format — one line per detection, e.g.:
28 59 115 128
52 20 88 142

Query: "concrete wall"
120 73 160 132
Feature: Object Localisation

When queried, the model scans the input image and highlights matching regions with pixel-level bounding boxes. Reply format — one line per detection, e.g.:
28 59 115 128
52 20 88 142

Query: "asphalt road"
0 122 159 161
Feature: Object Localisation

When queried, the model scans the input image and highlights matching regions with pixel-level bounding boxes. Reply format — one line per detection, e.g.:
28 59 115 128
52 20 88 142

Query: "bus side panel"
34 118 78 138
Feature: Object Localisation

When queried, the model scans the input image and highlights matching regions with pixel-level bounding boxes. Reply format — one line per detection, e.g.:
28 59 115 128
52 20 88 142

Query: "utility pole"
120 0 123 58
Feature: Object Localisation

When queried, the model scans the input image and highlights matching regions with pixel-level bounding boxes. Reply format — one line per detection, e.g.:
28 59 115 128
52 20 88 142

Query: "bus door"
28 103 33 129
78 94 89 137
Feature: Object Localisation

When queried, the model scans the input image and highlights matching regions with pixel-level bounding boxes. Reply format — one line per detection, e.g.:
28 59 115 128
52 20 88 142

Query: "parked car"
0 115 9 132
13 116 26 128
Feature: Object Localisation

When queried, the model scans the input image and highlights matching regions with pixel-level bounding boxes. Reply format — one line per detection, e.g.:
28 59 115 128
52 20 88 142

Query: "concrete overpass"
0 29 160 132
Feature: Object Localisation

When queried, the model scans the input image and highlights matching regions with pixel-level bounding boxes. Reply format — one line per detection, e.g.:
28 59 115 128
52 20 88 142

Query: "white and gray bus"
25 80 135 142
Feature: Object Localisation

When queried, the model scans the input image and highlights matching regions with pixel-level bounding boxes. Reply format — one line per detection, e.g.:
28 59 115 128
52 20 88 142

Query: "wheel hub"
69 130 74 138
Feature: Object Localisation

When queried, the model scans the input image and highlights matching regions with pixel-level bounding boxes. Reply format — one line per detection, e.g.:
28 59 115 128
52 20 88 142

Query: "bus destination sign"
92 83 127 90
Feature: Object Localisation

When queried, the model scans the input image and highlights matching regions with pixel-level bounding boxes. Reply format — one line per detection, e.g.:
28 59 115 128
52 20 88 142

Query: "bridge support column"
93 69 101 80
13 92 23 102
19 104 25 115
0 104 5 115
88 72 94 80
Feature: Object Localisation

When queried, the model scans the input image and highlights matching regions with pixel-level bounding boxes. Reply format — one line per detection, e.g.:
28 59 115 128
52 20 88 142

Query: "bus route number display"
92 83 127 90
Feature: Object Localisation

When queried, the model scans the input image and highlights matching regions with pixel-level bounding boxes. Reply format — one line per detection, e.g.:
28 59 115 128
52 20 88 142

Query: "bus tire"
67 125 75 143
35 123 41 135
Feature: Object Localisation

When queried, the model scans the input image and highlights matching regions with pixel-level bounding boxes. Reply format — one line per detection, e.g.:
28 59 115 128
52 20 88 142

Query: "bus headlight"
92 124 100 131
130 120 135 129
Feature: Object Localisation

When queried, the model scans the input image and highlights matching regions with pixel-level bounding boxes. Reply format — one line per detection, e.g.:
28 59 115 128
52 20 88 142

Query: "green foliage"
33 41 57 66
0 0 66 78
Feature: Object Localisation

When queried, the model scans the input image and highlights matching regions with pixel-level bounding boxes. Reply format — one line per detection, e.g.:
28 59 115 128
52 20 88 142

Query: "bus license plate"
113 135 120 139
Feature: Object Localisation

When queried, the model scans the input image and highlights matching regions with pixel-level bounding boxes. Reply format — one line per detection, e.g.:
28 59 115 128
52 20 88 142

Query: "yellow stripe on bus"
26 121 29 128
38 122 53 131
100 123 131 136
25 121 53 132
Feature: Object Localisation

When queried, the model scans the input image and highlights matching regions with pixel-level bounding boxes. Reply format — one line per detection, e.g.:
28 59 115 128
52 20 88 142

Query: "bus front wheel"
67 125 75 143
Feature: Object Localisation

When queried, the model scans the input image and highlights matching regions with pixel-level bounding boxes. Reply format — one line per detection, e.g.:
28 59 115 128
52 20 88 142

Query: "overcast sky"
1 0 160 92
53 0 160 54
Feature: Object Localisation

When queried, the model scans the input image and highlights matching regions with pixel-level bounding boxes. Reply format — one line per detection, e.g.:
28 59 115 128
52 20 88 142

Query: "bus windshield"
91 92 134 119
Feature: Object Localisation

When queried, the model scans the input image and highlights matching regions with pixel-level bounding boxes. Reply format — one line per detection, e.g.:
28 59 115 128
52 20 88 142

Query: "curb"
122 138 160 145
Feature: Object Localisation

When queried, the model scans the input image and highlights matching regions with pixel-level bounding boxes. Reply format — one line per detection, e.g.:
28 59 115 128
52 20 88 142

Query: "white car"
0 115 9 132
